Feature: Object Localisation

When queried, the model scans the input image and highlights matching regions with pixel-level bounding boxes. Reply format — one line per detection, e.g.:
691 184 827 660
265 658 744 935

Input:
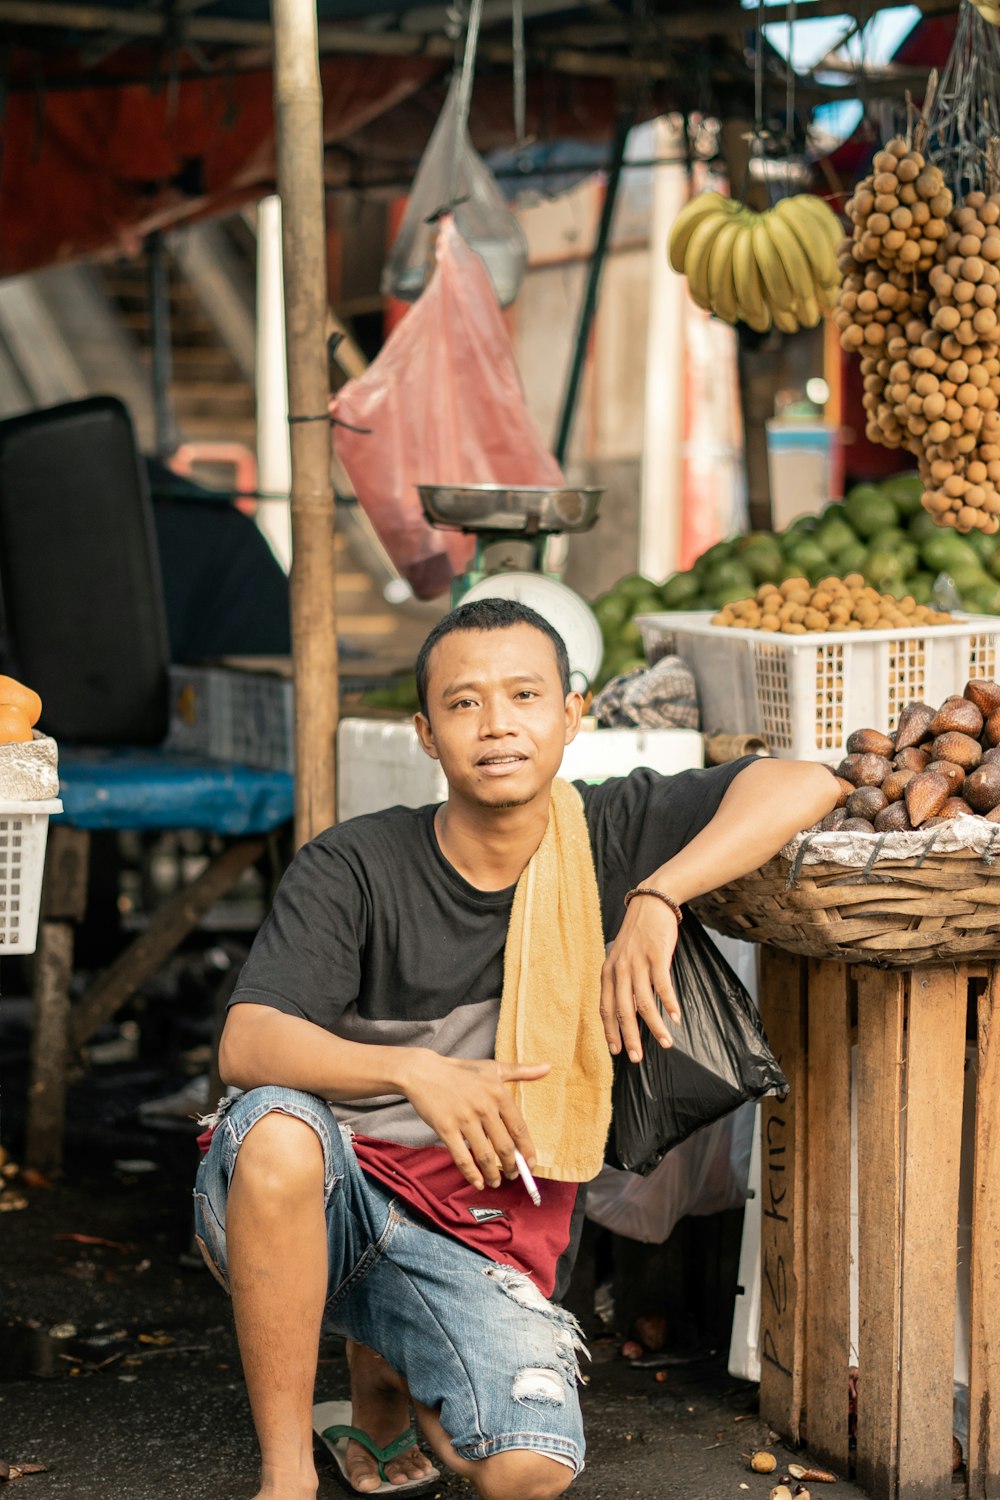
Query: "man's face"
415 624 583 811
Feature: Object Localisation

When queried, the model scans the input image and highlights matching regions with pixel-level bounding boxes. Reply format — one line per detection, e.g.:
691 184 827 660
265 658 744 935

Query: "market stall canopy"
0 0 962 278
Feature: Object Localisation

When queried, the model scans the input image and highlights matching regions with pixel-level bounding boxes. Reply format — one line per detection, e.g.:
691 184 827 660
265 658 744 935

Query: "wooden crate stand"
757 950 1000 1500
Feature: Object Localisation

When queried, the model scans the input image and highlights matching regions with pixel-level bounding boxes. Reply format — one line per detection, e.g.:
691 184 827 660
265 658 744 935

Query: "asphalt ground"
0 991 874 1500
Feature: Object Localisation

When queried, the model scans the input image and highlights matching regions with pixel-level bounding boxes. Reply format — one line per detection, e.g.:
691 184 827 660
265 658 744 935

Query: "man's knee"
232 1110 326 1204
475 1451 576 1500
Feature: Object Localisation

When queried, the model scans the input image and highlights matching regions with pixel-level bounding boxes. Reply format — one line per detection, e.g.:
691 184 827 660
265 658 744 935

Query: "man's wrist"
387 1044 429 1098
624 885 684 923
642 864 694 906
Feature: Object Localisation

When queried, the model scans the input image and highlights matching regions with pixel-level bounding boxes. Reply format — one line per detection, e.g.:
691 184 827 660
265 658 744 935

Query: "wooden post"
968 967 1000 1500
855 966 905 1500
897 968 967 1500
804 959 852 1471
25 825 90 1172
271 0 339 848
757 946 807 1442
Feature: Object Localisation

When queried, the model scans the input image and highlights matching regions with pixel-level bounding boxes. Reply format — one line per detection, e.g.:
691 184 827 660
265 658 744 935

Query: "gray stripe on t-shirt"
330 995 501 1146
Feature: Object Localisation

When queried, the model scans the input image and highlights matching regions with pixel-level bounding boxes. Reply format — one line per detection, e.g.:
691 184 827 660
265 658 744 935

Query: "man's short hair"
415 597 572 716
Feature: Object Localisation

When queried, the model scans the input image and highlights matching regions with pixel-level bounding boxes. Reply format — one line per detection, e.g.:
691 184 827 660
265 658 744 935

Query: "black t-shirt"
231 760 754 1145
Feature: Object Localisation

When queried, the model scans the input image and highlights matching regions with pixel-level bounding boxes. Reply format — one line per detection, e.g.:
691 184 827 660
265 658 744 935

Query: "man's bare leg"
344 1343 436 1491
347 1345 572 1500
413 1400 575 1500
227 1113 326 1500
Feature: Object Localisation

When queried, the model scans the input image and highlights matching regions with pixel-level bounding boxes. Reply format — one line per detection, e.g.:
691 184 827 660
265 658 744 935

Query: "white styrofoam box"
166 666 293 772
728 1104 762 1383
336 719 704 822
0 798 63 955
637 611 1000 761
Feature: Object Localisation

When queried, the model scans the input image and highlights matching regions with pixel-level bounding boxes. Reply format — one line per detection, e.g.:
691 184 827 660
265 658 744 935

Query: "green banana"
772 305 801 335
706 215 745 323
788 193 844 255
731 217 770 329
751 217 797 317
766 209 819 309
794 293 823 329
683 209 735 308
667 192 734 274
774 197 840 289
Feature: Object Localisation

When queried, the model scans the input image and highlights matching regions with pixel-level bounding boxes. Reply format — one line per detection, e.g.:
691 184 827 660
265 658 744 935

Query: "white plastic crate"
0 798 62 954
637 611 1000 761
166 666 293 772
336 720 705 822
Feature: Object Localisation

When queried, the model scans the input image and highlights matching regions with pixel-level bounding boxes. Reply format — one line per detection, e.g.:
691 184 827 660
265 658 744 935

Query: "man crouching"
194 598 838 1498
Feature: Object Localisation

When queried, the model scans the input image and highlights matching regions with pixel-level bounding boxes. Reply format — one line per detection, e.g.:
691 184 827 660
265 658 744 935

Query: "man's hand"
600 894 680 1064
399 1051 550 1191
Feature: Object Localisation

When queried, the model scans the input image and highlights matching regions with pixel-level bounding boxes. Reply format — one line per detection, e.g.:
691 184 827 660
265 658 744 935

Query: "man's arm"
600 757 838 1061
219 1003 549 1190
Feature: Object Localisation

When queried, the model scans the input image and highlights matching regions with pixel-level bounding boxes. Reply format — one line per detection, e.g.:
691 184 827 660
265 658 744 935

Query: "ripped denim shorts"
193 1086 586 1476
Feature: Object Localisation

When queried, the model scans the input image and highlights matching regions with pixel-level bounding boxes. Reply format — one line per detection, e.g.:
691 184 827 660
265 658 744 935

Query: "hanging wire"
783 0 797 196
922 2 1000 199
512 0 526 147
754 0 765 141
743 0 769 203
785 0 796 145
449 0 485 206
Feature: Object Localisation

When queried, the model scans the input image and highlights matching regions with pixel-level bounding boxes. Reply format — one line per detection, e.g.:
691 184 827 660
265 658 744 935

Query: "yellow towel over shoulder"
495 777 612 1182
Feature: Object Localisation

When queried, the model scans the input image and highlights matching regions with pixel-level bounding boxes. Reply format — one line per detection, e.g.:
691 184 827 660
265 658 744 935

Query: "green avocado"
659 571 702 609
843 484 899 538
815 514 858 558
921 534 981 574
879 473 924 518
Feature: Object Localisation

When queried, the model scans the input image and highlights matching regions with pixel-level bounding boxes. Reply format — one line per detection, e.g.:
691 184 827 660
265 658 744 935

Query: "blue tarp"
54 746 294 834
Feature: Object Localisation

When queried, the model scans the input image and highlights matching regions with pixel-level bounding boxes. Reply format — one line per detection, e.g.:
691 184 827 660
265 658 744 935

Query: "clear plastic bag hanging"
381 75 527 308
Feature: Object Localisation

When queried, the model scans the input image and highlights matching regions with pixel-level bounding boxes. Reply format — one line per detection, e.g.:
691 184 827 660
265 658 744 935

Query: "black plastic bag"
609 913 788 1175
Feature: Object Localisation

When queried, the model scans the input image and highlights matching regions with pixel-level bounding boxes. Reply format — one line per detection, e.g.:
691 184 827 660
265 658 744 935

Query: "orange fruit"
0 703 33 744
0 675 41 725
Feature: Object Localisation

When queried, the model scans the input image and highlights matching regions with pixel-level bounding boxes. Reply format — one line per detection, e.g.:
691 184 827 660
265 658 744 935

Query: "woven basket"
691 842 1000 969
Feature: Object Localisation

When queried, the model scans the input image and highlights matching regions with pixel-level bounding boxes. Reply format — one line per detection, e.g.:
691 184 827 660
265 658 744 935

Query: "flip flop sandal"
312 1400 441 1496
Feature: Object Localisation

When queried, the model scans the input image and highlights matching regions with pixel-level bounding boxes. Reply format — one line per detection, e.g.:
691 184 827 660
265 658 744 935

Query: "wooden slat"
855 966 905 1500
69 838 265 1049
968 969 1000 1500
25 920 77 1173
804 959 853 1470
757 946 807 1442
897 968 968 1500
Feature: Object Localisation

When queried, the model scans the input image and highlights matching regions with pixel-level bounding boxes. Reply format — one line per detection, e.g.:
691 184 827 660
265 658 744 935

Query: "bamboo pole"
271 0 338 848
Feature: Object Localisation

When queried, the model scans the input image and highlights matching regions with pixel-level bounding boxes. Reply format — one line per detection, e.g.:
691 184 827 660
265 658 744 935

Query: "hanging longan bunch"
846 137 953 276
918 192 1000 534
834 230 929 450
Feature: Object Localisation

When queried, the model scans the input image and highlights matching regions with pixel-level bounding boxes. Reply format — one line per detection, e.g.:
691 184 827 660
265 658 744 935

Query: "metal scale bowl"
417 483 606 692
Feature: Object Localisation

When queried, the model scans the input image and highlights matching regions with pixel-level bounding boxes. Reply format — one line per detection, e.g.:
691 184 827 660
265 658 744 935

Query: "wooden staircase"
95 233 444 671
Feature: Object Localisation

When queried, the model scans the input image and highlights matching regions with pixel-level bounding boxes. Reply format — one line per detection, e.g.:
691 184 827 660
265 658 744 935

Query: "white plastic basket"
0 798 62 954
166 666 293 772
636 611 1000 761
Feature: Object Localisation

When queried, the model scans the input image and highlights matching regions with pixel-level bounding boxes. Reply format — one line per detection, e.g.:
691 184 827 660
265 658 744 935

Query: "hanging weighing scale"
417 484 606 694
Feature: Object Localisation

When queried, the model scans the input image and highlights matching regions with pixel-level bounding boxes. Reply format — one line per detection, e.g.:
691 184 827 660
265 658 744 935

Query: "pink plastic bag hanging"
331 217 565 600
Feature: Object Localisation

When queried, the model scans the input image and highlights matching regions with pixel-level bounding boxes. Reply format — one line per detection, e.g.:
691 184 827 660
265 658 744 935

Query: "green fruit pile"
592 471 1000 684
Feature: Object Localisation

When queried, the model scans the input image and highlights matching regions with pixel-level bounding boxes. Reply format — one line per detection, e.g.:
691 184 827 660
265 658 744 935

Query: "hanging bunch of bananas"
668 192 844 334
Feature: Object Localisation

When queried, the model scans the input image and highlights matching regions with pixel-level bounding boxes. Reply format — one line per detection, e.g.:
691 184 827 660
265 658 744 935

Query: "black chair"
0 396 170 744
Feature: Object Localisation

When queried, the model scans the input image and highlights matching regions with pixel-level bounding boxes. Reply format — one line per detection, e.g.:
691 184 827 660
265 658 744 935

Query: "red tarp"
0 47 625 278
0 50 439 277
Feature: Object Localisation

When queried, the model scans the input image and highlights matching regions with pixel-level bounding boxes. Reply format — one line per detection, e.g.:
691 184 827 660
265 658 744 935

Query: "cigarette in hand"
514 1149 541 1207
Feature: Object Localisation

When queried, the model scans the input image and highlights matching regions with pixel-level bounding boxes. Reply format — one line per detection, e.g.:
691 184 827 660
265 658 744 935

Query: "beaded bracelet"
623 886 684 923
